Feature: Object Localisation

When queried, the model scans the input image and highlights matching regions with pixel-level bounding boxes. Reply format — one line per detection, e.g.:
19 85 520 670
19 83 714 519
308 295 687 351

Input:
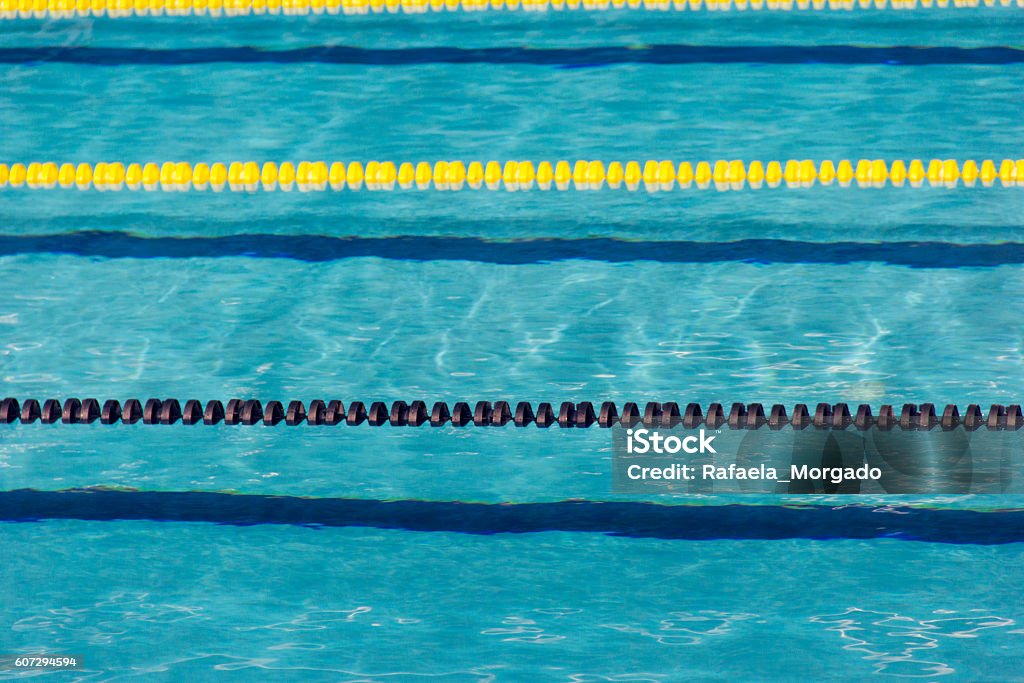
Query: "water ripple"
810 608 1017 678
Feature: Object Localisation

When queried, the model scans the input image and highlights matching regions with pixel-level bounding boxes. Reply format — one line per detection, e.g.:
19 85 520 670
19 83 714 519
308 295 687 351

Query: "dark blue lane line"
2 232 1024 268
1 490 1021 544
2 45 1023 67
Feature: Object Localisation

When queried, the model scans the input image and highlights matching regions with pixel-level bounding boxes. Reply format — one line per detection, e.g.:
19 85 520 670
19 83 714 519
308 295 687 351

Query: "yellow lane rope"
1 0 1021 18
2 159 1023 192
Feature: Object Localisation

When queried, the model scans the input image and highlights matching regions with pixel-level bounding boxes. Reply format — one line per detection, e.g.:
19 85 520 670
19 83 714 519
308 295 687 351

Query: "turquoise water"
2 10 1024 681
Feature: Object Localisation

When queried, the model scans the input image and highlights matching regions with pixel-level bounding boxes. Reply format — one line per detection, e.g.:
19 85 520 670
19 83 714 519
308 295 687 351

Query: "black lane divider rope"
3 398 1022 431
2 45 1024 67
2 490 1021 545
6 233 1024 268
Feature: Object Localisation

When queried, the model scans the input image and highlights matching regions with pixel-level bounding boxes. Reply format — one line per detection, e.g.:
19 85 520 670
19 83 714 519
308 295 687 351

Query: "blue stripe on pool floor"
3 232 1024 268
1 490 1022 544
2 45 1024 67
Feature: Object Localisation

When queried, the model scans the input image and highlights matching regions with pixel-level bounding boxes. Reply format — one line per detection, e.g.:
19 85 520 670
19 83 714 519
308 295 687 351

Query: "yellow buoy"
58 162 76 188
482 161 500 190
414 161 432 190
712 160 729 188
325 161 344 190
586 160 605 190
261 161 280 190
346 161 365 190
572 160 589 190
517 160 536 190
275 161 294 191
140 162 159 189
746 161 763 189
799 159 816 187
695 161 712 188
431 161 448 190
536 161 554 190
889 160 907 187
191 162 209 189
727 160 746 189
606 161 624 189
392 161 412 190
227 161 244 190
677 161 695 188
553 160 571 190
209 162 228 191
369 160 390 189
854 159 871 187
499 160 518 191
1003 158 1024 185
907 159 925 187
960 160 979 187
466 161 484 190
818 160 836 186
870 159 887 187
835 160 854 187
623 160 641 190
942 159 960 187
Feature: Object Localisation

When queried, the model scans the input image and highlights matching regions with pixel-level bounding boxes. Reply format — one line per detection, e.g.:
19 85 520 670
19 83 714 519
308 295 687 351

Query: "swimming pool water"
2 9 1024 681
4 522 1024 680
